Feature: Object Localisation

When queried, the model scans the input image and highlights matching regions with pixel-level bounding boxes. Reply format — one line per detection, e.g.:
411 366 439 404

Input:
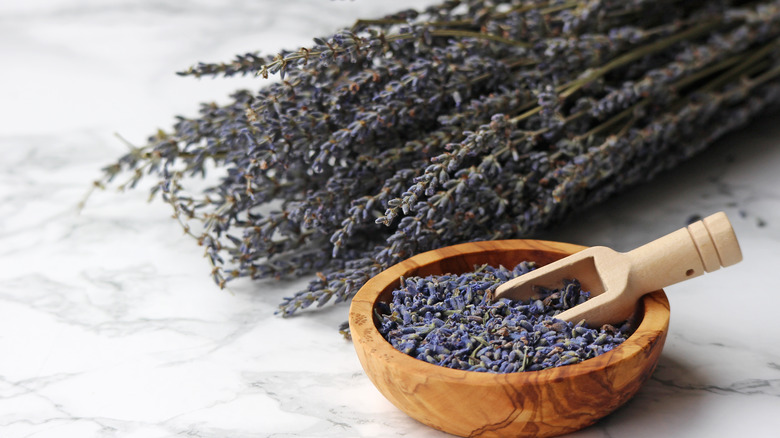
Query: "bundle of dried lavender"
96 0 780 319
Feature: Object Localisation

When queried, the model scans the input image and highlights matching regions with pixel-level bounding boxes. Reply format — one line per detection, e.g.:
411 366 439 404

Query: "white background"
1 1 779 437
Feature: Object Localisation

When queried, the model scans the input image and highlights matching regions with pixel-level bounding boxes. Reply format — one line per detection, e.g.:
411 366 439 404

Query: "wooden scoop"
494 212 742 327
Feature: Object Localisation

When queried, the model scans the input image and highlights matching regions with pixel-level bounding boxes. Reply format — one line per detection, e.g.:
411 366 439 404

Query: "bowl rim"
349 239 670 384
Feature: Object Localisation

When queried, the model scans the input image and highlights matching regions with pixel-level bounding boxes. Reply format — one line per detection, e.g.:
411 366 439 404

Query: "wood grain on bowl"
349 240 670 438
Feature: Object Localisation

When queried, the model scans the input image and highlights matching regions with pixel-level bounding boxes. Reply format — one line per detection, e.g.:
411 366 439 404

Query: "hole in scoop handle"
625 211 742 297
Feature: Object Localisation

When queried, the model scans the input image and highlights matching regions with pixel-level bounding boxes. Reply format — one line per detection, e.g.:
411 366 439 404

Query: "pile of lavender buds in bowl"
376 262 633 373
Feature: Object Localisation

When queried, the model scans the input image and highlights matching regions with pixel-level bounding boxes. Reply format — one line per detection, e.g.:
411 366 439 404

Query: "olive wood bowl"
349 240 670 438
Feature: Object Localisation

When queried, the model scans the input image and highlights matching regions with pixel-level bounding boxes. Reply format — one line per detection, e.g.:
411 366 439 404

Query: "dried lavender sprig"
289 65 538 235
179 0 702 79
310 42 780 304
200 39 528 233
352 0 577 31
240 56 532 235
180 0 593 79
304 54 517 176
591 8 780 118
231 54 523 263
181 24 531 83
151 61 412 258
310 70 570 256
567 62 780 210
378 43 780 260
235 54 536 206
328 86 536 255
519 66 780 218
376 16 729 224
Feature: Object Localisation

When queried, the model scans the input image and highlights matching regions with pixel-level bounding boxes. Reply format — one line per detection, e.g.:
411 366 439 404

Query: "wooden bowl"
349 240 670 438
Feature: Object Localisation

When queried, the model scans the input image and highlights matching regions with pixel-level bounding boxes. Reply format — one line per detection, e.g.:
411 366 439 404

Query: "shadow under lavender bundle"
95 0 780 321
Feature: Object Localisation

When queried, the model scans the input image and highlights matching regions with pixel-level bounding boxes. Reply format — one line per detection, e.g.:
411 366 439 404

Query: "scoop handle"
624 212 742 298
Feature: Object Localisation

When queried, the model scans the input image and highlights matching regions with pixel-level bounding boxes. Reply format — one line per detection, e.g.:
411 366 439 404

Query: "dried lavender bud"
93 0 780 323
377 262 634 373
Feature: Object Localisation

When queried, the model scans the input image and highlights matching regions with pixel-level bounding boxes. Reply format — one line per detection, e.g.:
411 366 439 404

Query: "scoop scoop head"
494 212 742 326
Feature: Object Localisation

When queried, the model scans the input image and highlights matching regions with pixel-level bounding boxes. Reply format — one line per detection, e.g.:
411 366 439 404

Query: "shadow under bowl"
349 239 670 438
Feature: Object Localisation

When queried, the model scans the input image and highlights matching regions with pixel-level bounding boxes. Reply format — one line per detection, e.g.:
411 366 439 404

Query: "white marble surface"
1 1 779 437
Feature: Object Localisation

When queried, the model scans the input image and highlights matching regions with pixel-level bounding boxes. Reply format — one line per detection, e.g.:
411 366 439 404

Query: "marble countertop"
2 1 779 437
